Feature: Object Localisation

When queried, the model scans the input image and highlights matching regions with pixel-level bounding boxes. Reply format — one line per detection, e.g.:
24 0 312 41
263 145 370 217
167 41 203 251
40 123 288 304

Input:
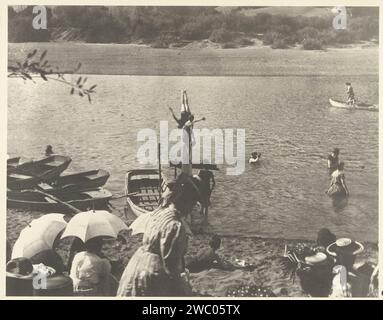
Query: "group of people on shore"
282 228 378 297
6 232 119 296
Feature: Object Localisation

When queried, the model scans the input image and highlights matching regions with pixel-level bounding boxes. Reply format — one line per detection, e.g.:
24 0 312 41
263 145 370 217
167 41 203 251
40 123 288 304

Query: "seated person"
282 243 334 297
185 235 223 273
185 235 252 273
29 232 65 275
30 249 65 275
70 237 115 296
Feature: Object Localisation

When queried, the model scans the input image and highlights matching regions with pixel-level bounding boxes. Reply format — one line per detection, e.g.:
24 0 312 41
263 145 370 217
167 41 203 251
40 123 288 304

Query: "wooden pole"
181 128 193 176
158 142 162 195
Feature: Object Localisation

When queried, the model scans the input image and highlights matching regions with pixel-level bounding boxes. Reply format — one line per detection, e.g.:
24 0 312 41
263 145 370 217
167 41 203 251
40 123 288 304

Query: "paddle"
110 192 139 200
31 189 82 215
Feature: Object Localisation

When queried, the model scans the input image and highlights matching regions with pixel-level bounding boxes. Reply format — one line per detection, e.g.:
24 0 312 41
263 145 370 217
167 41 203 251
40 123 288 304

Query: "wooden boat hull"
7 155 72 190
47 169 110 193
329 98 378 111
7 188 112 213
125 169 166 216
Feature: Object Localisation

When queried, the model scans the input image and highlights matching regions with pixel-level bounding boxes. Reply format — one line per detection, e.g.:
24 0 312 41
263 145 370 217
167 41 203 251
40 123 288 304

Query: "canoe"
125 169 167 216
43 169 110 193
7 155 72 190
329 98 378 111
7 188 112 213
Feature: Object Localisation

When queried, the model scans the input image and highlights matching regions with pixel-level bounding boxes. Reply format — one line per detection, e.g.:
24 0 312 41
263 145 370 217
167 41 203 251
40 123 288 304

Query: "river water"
8 74 379 242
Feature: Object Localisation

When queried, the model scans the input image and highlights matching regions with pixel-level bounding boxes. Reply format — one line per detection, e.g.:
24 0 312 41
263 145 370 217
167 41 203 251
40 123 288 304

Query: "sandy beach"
7 208 378 297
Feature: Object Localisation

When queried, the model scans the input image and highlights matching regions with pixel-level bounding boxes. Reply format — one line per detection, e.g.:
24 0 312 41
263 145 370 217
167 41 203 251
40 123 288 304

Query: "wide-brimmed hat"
6 257 34 279
326 238 364 257
304 252 328 266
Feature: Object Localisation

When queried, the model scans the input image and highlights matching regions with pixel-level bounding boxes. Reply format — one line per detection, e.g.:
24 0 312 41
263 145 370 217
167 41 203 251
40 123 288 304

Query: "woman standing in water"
326 162 349 197
117 173 202 296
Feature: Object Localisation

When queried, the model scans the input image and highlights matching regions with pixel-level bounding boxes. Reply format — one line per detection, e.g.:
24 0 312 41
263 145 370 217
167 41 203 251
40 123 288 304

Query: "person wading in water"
327 148 340 176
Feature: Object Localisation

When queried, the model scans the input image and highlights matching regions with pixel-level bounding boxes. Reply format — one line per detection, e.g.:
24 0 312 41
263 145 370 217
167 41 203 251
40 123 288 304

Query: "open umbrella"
61 210 128 243
128 212 151 236
12 213 67 259
128 210 193 236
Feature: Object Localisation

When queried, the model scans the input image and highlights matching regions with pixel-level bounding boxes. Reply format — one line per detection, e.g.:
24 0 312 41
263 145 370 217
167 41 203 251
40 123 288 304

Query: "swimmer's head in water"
209 235 221 250
345 82 351 86
338 161 345 171
189 114 195 122
45 145 53 155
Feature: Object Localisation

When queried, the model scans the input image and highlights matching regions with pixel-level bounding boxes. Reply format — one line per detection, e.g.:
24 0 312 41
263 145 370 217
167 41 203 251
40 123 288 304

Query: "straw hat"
326 238 364 257
6 257 34 279
304 252 328 266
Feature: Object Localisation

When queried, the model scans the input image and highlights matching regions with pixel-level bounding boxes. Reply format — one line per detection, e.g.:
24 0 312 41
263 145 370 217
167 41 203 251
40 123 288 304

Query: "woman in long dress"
117 173 203 296
326 162 349 197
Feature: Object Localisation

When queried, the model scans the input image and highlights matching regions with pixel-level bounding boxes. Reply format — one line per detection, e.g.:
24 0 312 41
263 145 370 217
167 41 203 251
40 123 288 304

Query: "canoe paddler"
345 82 355 106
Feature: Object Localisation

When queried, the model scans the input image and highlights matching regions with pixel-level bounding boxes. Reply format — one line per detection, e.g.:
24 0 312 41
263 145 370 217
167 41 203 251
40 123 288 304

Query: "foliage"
8 6 380 49
302 38 323 50
209 28 234 43
8 49 97 103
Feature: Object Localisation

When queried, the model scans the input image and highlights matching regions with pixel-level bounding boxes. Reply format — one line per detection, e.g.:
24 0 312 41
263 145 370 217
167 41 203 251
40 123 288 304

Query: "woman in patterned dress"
117 173 202 296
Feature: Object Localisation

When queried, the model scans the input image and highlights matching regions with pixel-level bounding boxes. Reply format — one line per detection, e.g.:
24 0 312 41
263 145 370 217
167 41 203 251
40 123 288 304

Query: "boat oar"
110 192 139 201
31 189 81 215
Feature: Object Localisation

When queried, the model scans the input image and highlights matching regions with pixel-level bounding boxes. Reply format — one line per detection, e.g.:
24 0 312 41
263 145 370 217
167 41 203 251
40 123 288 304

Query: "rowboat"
329 98 378 111
7 155 72 190
45 169 110 193
7 157 32 173
7 188 112 213
125 169 167 216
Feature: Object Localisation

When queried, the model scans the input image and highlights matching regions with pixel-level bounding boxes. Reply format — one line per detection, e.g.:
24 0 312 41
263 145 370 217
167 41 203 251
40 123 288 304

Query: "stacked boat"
7 155 112 213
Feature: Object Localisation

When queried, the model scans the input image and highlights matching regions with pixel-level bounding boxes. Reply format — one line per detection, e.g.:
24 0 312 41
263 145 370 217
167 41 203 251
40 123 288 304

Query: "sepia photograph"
4 3 380 299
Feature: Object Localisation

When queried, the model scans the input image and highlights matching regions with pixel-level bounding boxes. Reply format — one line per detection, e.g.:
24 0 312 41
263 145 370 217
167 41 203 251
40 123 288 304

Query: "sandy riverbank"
8 42 378 77
7 208 378 297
